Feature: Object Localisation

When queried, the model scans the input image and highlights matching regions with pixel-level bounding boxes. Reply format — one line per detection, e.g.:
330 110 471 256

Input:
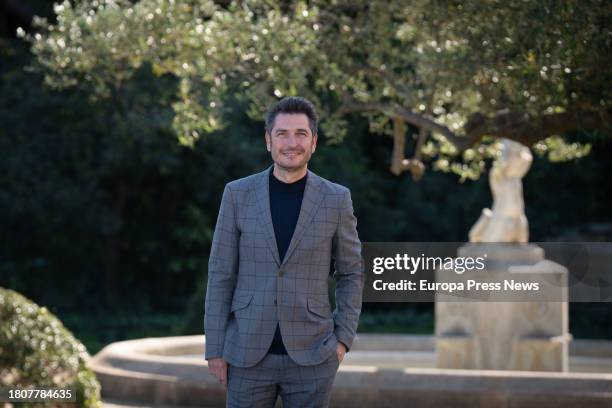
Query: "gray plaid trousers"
226 351 340 407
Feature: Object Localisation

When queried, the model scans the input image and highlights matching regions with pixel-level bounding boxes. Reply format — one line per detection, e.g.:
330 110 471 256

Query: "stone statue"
436 137 570 372
469 138 532 243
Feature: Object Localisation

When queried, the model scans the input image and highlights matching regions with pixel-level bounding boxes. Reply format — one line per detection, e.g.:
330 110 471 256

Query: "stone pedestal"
435 243 571 371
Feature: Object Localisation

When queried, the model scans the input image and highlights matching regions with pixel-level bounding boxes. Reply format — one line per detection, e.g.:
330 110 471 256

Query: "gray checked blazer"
204 164 364 367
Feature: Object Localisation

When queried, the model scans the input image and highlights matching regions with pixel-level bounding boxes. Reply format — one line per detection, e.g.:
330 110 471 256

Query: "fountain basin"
90 334 612 407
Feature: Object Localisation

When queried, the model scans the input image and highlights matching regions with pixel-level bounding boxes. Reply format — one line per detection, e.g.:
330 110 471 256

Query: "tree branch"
338 94 611 152
464 108 611 147
337 95 471 149
390 116 425 180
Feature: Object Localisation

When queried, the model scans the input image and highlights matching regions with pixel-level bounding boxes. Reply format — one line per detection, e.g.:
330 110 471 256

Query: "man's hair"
265 96 319 136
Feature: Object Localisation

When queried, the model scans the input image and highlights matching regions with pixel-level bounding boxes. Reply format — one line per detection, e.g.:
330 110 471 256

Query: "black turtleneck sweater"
267 167 307 354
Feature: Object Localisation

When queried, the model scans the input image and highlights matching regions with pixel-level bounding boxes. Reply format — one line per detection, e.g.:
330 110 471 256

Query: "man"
205 96 364 407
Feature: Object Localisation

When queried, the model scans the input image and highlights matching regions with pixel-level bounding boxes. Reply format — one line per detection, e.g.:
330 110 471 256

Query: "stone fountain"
435 138 571 371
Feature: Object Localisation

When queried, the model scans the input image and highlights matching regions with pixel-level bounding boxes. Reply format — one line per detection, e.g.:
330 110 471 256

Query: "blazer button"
278 271 284 277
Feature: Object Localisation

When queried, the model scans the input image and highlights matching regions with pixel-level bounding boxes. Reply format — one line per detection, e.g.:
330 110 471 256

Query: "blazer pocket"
231 294 253 313
307 296 331 319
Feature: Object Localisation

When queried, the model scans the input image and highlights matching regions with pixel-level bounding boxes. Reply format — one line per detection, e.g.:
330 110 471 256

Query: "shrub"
0 288 102 407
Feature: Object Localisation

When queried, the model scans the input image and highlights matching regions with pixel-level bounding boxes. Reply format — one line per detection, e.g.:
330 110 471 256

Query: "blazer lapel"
254 164 324 269
280 167 324 268
255 165 281 266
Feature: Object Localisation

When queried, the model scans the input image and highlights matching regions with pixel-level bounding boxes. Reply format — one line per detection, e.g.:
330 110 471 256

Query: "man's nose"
286 133 300 146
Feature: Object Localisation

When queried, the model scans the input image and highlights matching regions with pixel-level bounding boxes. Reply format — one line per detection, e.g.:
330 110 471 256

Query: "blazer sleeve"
204 184 239 360
331 188 365 353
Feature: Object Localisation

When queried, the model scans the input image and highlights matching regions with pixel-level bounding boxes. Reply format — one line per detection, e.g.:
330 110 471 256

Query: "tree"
23 0 611 181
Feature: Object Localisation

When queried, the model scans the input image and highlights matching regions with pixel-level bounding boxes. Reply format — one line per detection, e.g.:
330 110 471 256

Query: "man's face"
265 113 317 171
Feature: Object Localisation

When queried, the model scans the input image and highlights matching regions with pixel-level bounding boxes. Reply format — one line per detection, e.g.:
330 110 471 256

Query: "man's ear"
311 133 318 153
265 132 271 152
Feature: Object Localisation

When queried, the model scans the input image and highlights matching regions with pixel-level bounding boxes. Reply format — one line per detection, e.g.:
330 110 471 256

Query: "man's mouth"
283 151 302 157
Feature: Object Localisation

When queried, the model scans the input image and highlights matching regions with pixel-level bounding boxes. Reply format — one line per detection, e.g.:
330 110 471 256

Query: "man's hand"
336 342 347 364
207 358 228 389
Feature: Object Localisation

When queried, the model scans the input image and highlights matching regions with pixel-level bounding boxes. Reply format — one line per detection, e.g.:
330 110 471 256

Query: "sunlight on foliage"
22 0 609 179
533 135 592 162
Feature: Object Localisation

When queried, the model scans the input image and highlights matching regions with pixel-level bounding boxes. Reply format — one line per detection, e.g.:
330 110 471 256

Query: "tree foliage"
23 0 611 180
